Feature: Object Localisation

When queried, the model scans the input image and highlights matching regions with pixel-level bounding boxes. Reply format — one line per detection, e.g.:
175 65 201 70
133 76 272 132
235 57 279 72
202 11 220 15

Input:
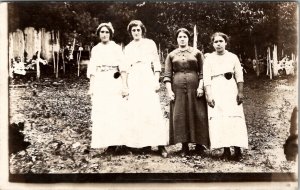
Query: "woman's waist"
129 62 153 72
174 70 198 74
95 65 118 72
211 72 234 80
172 80 199 89
130 60 150 67
173 72 199 80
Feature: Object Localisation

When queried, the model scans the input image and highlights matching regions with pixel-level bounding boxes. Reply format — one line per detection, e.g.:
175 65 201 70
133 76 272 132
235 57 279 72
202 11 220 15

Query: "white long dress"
87 41 128 148
203 51 248 149
123 38 169 147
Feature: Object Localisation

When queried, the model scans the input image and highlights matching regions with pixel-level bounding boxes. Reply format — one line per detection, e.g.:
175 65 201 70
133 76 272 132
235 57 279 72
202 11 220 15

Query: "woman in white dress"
87 22 129 154
123 20 168 157
203 32 248 161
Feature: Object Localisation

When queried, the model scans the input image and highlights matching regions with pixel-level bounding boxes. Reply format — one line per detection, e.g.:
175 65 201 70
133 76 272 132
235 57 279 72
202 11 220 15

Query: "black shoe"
232 147 242 161
179 143 190 157
158 146 168 158
141 146 152 154
102 146 117 155
115 146 132 155
220 147 231 160
195 144 206 156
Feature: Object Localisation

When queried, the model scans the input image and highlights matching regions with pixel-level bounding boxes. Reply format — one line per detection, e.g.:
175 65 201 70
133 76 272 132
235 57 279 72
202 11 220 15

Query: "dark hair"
96 23 114 40
211 32 229 44
127 20 147 38
175 28 191 40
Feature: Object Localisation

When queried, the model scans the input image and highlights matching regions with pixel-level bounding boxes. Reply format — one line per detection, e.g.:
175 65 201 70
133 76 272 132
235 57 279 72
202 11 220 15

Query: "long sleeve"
123 45 132 74
203 56 212 86
233 55 244 83
115 45 127 73
150 40 161 72
87 48 96 79
196 50 204 80
163 53 172 83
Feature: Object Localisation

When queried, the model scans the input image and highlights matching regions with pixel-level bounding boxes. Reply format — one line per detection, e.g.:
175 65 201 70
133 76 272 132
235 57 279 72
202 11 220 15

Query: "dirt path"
9 74 297 173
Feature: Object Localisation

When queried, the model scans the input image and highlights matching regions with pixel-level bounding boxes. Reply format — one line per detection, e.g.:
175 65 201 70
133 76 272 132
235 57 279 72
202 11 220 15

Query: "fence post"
55 31 60 78
9 33 14 78
36 29 42 80
254 44 259 77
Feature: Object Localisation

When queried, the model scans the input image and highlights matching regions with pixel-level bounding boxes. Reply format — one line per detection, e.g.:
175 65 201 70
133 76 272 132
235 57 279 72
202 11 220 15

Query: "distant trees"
8 1 298 58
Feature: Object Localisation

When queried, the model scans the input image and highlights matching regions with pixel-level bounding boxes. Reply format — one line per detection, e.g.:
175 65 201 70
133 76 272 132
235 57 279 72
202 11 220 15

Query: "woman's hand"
167 90 175 101
237 92 244 105
196 88 204 98
122 87 129 99
88 75 95 96
165 82 174 101
206 94 215 108
236 82 244 105
155 82 160 93
204 85 215 108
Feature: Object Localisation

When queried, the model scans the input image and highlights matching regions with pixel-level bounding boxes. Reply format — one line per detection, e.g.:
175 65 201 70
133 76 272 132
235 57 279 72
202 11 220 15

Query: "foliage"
8 1 298 57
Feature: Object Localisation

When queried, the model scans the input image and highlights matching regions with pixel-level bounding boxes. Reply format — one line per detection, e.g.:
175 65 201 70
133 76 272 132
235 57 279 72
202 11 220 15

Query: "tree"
8 2 298 57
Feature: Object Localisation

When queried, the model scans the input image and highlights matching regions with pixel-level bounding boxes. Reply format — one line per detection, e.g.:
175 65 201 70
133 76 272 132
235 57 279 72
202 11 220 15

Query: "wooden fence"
9 27 60 79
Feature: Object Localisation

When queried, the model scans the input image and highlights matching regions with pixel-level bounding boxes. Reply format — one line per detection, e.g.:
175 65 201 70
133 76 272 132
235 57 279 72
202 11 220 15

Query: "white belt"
96 65 118 72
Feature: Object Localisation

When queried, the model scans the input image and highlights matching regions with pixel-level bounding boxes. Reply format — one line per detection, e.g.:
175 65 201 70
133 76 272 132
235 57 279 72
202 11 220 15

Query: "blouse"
124 38 161 73
87 41 125 78
163 47 204 83
203 50 244 86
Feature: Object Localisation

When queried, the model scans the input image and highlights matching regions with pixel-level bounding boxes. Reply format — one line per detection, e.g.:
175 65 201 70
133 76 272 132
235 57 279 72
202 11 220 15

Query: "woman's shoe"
180 143 189 157
102 146 117 155
232 146 242 161
195 144 206 156
158 146 168 158
141 146 152 154
116 145 132 155
220 147 231 160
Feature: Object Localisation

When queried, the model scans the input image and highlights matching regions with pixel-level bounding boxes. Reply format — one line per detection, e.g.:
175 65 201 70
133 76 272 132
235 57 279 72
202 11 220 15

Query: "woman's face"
177 32 189 47
99 27 110 43
131 25 142 41
213 35 227 53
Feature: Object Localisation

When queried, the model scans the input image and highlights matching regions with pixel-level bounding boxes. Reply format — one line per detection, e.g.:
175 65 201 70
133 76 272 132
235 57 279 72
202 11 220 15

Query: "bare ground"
9 73 297 174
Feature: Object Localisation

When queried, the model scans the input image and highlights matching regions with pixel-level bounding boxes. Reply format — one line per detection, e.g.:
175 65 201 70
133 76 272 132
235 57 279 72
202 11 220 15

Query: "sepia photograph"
1 0 298 187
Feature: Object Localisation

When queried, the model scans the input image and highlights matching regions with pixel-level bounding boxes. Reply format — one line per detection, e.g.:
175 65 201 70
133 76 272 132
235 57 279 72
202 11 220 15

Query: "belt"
96 65 118 72
212 72 233 80
130 61 147 67
175 71 197 73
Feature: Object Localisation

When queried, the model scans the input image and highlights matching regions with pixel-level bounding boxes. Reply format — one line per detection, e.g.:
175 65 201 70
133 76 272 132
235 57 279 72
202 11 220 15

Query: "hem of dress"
121 143 169 148
210 145 248 149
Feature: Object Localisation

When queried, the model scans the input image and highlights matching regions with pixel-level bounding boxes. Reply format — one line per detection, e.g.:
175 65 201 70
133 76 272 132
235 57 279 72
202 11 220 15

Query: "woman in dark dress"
163 28 210 156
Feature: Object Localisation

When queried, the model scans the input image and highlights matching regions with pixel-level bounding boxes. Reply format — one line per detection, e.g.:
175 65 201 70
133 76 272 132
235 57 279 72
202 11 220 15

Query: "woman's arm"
150 40 161 92
150 40 161 74
203 55 215 107
237 82 244 105
233 54 244 105
116 44 129 98
87 48 96 79
163 53 175 100
196 50 205 97
87 48 96 95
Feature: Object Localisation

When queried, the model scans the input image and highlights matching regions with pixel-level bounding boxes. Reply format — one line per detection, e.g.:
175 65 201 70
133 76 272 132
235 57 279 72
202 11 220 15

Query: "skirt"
90 69 129 148
207 75 248 149
124 63 169 147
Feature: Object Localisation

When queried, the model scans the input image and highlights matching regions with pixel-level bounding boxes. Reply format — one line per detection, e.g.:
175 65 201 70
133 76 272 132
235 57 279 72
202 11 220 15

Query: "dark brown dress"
164 47 209 147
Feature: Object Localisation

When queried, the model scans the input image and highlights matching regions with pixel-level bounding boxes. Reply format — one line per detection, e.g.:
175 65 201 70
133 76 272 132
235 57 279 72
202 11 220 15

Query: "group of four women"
87 20 248 161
